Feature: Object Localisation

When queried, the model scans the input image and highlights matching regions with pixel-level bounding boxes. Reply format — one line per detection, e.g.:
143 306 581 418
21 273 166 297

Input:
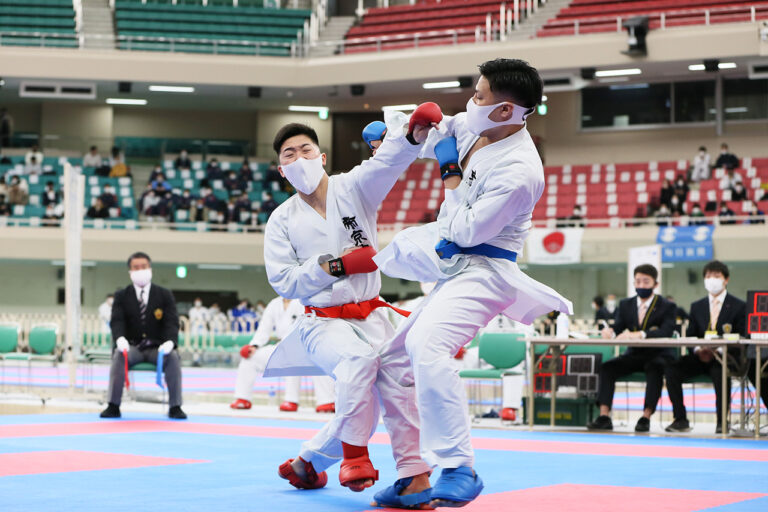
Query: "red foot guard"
339 454 379 492
278 458 328 490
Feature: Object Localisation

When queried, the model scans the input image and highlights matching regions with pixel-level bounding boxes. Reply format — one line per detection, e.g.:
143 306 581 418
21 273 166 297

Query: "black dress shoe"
169 406 187 420
100 403 121 418
664 418 691 432
587 415 613 430
715 422 729 434
635 416 650 433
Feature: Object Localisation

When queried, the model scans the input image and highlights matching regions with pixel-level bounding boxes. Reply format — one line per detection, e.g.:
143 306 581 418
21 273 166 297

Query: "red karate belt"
305 298 410 320
123 349 130 389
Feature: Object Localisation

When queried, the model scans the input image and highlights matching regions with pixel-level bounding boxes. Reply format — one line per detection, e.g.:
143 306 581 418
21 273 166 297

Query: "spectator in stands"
731 182 747 201
41 181 59 207
0 108 13 148
148 164 164 183
587 264 677 432
238 162 253 183
108 146 124 168
151 173 172 193
98 294 114 333
718 201 736 225
188 297 209 334
176 189 194 210
100 251 185 419
719 168 743 192
109 147 129 178
206 158 224 181
690 146 711 182
664 260 745 434
0 176 6 198
746 201 765 224
654 205 672 226
190 198 208 222
264 161 281 189
669 195 684 215
568 205 584 227
87 198 110 219
605 294 617 317
8 176 28 206
24 144 43 167
231 299 257 332
83 146 102 168
152 191 174 221
25 156 42 175
713 143 739 170
208 303 227 334
260 191 278 220
659 179 674 208
235 193 251 222
673 176 689 204
224 171 245 195
0 196 9 216
42 203 62 227
100 184 118 209
689 203 707 225
224 198 239 223
175 149 192 170
592 296 612 329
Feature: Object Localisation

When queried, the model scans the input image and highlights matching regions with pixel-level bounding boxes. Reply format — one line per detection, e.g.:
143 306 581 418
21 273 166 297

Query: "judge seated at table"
587 264 677 433
664 260 745 434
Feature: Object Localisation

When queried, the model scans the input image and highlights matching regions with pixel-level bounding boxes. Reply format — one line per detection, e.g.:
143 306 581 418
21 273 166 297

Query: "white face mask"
106 299 113 306
194 301 202 307
704 277 725 295
281 156 325 195
606 299 617 310
465 97 532 136
130 268 152 287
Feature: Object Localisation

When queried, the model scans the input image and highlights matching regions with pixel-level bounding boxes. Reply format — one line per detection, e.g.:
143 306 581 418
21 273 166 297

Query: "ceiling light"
197 264 243 270
288 105 329 113
423 81 461 89
594 68 642 78
149 85 195 93
689 62 737 71
597 76 630 83
106 98 147 105
382 104 417 112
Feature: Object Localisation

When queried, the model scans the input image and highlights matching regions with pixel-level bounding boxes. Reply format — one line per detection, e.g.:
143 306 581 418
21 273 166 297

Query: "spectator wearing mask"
109 147 128 177
224 171 245 195
176 189 194 210
673 177 689 204
188 298 210 334
690 146 711 182
568 205 584 227
713 143 739 170
206 158 224 181
0 108 13 148
718 201 736 225
151 173 172 193
41 181 59 207
25 156 42 175
149 165 164 183
664 260 745 434
238 162 253 183
24 144 43 166
83 146 102 168
8 176 28 205
235 193 251 221
100 185 118 209
588 264 677 433
190 198 208 222
260 191 278 220
659 179 674 208
669 194 684 215
593 296 612 329
224 198 239 223
152 191 174 221
87 198 110 219
746 201 765 224
655 205 672 226
605 294 618 317
689 203 707 225
731 182 747 201
719 168 743 191
265 161 281 188
175 149 192 170
208 303 228 334
42 204 62 227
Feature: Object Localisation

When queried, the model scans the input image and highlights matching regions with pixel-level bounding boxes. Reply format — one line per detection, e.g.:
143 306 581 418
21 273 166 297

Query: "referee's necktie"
139 288 147 324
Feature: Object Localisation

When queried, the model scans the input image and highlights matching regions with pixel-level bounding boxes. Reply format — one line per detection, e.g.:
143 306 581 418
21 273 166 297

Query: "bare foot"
290 457 309 483
345 477 375 492
370 472 434 509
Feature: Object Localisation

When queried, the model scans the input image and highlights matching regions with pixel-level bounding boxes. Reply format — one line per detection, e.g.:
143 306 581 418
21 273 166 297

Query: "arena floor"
1 363 767 512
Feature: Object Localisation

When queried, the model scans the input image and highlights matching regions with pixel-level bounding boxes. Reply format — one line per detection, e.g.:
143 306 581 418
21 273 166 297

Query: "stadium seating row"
0 0 77 48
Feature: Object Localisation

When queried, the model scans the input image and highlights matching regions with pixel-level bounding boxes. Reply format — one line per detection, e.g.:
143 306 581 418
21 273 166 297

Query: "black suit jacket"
111 284 179 350
613 295 677 356
687 293 746 339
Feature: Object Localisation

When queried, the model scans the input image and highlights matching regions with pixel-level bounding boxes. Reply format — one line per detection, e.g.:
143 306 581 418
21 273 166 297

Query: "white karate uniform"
233 297 334 405
188 305 210 334
375 113 573 469
263 122 430 479
98 300 112 333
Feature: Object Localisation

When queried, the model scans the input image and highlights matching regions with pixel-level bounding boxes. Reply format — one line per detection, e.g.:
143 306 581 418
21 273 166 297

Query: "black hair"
478 58 543 109
593 296 604 307
698 146 706 152
273 123 319 155
702 260 729 279
127 251 152 268
90 145 97 151
633 264 658 282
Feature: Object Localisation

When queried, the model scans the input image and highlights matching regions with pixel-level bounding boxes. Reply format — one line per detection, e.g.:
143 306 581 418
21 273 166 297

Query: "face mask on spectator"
692 206 701 214
194 300 202 307
130 268 152 287
106 298 113 307
704 277 725 295
635 287 654 299
671 196 679 206
606 299 616 310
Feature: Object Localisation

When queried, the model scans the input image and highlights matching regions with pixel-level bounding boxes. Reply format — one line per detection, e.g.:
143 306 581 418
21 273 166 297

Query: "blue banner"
657 225 714 262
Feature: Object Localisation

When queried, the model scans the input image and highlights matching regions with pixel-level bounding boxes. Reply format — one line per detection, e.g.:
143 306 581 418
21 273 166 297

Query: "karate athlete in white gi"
262 107 442 509
375 58 573 508
229 296 335 412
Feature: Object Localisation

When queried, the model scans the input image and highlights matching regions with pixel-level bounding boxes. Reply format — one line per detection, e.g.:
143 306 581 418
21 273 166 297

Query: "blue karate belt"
156 350 164 389
435 239 517 262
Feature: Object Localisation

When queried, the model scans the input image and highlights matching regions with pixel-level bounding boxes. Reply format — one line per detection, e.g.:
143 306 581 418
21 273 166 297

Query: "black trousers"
664 353 730 422
597 350 674 413
747 358 768 410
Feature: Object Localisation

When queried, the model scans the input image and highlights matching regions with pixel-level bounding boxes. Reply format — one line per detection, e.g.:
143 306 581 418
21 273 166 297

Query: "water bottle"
556 313 570 339
268 385 277 406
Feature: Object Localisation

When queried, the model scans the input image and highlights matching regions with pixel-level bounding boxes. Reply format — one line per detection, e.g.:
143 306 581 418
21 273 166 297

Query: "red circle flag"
542 231 565 254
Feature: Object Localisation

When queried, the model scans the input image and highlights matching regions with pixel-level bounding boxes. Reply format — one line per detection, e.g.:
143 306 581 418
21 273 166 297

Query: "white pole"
514 0 519 30
500 4 506 41
507 9 512 34
486 13 491 42
64 162 85 391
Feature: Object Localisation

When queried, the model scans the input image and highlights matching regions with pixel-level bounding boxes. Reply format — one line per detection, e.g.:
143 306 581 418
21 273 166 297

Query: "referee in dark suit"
100 252 186 419
587 264 677 432
664 260 745 433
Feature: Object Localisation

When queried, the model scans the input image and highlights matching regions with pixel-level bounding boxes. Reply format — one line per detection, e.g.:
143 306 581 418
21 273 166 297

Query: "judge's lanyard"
637 295 658 332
